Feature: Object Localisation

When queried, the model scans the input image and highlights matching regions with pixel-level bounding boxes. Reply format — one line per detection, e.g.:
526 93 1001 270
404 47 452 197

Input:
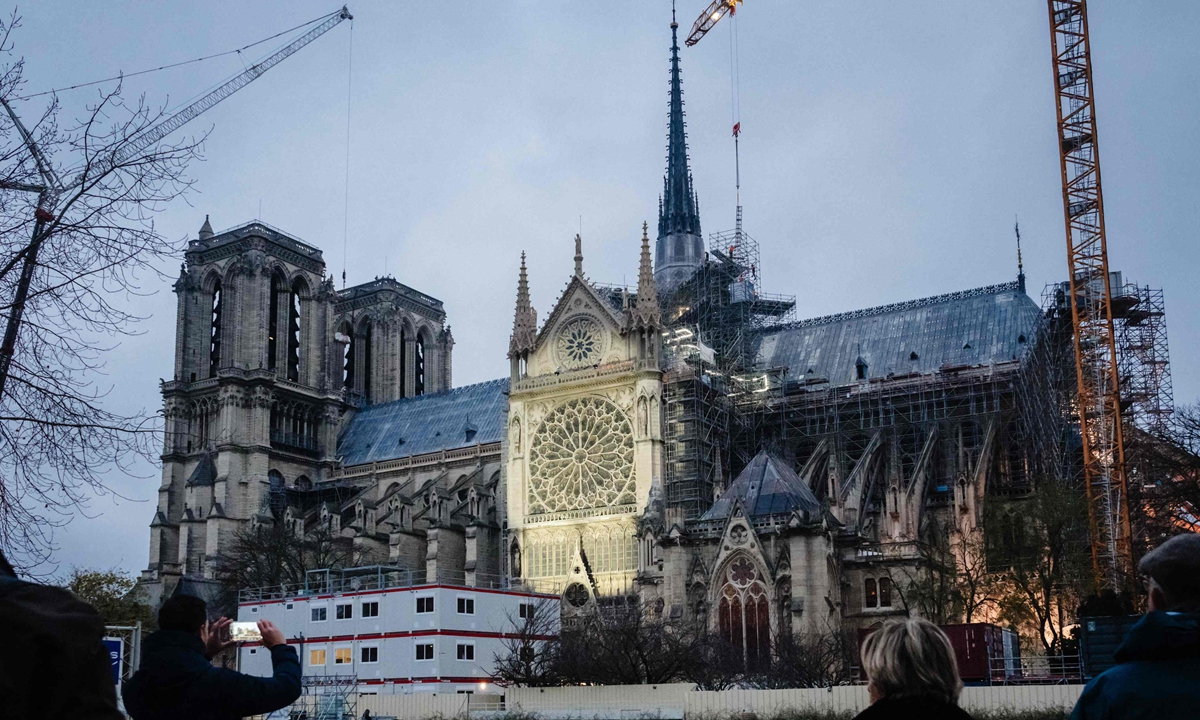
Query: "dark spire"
658 13 701 241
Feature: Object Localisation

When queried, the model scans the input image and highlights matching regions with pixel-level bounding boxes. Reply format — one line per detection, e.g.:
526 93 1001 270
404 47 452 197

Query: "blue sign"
102 638 123 686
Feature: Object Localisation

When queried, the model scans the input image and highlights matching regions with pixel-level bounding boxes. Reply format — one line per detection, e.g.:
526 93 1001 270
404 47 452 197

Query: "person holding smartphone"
122 594 301 720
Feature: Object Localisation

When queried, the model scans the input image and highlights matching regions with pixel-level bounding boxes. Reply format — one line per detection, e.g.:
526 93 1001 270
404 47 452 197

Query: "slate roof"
700 451 822 523
337 379 509 467
185 453 216 487
755 282 1040 386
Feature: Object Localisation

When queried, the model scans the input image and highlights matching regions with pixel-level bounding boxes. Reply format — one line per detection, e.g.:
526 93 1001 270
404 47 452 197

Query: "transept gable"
709 503 771 589
530 275 628 374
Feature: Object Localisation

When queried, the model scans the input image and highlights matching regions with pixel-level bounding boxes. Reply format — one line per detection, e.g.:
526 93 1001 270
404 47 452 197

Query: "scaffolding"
1113 282 1173 436
659 223 795 521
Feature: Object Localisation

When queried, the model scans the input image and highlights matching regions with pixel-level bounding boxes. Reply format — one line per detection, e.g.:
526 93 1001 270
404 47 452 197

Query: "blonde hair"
861 618 963 704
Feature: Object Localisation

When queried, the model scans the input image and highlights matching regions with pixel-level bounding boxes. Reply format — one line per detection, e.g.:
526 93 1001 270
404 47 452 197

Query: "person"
122 594 301 720
854 617 974 719
1070 533 1200 720
0 550 124 720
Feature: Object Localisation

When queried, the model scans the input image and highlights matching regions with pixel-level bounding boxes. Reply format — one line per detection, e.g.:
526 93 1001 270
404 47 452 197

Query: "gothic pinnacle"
509 252 537 358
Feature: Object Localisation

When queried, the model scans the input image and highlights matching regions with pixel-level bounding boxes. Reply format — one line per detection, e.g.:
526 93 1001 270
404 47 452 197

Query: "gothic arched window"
268 470 286 519
717 556 770 671
339 322 355 392
208 279 223 378
414 332 426 396
287 279 303 382
865 578 878 608
878 577 892 608
268 273 282 371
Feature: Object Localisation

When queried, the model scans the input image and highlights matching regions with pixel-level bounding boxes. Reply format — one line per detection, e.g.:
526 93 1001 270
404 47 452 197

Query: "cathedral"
140 15 1053 659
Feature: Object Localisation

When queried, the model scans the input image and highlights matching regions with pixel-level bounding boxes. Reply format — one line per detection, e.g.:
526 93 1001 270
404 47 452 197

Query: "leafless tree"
0 12 205 569
749 627 857 689
210 521 350 614
988 480 1091 654
491 596 563 687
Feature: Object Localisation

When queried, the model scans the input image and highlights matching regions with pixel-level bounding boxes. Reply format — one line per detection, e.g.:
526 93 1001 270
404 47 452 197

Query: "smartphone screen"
230 621 262 642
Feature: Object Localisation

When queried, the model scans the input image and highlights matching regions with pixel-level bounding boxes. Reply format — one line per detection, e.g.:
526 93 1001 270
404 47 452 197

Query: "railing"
988 653 1084 685
514 359 639 392
238 567 510 604
270 430 318 455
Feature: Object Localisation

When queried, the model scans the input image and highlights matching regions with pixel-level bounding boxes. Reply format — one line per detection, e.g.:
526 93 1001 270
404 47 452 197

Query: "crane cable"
341 19 354 289
14 10 340 101
728 4 744 242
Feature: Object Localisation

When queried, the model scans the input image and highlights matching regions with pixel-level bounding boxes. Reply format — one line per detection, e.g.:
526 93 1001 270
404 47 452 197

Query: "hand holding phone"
229 621 263 643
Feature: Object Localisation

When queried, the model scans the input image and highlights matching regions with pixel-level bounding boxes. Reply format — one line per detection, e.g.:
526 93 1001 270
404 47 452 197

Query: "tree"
64 567 152 627
750 627 857 689
988 480 1091 654
0 12 204 569
210 521 350 614
890 516 962 624
491 597 563 687
1127 402 1200 554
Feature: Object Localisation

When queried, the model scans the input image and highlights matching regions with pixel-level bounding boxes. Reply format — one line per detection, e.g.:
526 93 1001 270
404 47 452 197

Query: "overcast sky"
19 1 1199 576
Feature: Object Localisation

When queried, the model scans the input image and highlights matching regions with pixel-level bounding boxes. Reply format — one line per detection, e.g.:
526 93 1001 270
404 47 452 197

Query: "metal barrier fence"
348 682 1086 719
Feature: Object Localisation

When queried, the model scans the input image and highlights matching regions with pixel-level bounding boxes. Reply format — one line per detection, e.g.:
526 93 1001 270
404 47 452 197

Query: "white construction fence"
354 682 1085 719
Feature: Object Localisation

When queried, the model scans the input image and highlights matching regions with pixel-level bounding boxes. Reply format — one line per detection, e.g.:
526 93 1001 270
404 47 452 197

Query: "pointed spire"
509 253 537 358
1014 217 1026 294
633 221 661 328
658 13 701 242
198 214 214 241
573 233 584 277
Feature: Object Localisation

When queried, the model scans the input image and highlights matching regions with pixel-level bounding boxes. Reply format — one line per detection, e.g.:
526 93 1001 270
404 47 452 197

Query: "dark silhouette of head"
1140 533 1200 613
159 594 207 635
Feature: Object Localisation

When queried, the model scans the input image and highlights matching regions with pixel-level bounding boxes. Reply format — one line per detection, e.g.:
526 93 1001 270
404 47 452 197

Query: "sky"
18 1 1200 576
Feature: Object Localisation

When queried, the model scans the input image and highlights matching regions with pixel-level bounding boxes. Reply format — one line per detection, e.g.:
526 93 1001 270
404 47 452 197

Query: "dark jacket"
854 696 974 719
122 629 301 720
1071 611 1200 720
0 574 123 720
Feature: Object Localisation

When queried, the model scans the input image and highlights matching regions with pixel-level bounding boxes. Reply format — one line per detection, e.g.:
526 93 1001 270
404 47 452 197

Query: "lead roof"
337 379 509 467
755 282 1040 386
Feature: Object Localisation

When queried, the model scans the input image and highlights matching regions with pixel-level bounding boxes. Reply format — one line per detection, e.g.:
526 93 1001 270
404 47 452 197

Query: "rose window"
556 316 603 369
564 583 590 608
528 396 635 515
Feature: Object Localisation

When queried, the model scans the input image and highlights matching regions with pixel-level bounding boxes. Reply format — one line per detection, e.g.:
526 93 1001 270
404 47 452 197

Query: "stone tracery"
527 396 635 515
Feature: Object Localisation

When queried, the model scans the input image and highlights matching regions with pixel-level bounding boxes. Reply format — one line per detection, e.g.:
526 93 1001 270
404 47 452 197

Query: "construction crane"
1046 0 1131 591
0 6 353 399
686 0 743 47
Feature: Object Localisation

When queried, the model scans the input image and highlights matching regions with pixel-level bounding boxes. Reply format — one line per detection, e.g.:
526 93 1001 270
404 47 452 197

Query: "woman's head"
861 618 963 704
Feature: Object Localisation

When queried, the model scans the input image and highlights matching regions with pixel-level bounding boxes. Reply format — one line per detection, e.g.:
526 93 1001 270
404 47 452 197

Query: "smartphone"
230 621 262 642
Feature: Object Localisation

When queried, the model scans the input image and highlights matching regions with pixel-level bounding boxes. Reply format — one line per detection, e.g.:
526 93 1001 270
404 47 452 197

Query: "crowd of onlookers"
1 533 1197 719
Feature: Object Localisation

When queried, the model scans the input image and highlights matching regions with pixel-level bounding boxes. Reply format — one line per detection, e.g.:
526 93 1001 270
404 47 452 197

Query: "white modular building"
236 568 557 693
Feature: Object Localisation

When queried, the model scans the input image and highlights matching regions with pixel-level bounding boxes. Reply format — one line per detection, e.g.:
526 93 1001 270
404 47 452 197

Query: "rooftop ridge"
337 276 444 309
781 281 1022 331
197 220 322 258
352 377 508 415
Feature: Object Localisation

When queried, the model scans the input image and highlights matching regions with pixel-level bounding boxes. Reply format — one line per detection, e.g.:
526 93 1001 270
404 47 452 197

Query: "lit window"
457 597 475 615
311 607 327 622
361 646 379 663
334 648 352 665
362 601 379 618
865 578 878 609
417 596 434 614
415 643 434 661
457 643 475 661
879 577 893 608
309 649 326 666
336 603 353 620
